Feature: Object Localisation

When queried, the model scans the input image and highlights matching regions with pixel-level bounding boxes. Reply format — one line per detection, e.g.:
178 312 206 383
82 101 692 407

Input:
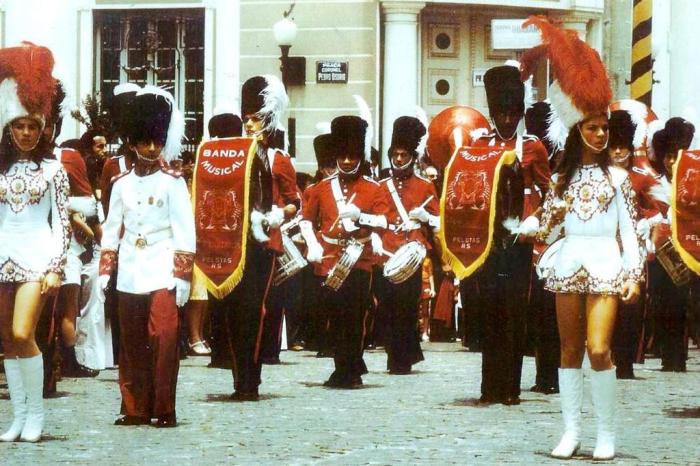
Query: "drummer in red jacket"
376 115 439 374
300 107 389 388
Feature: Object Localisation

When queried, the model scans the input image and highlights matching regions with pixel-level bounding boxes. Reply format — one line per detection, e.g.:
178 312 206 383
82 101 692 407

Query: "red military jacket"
265 148 300 254
628 154 665 220
378 173 439 263
472 132 551 219
302 174 388 276
56 148 93 198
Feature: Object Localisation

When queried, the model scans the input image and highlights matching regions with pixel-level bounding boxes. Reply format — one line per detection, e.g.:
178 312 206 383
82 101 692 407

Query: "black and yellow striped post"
631 0 653 105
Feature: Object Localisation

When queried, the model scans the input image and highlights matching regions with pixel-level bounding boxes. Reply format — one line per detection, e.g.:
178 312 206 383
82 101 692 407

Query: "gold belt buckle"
135 237 147 249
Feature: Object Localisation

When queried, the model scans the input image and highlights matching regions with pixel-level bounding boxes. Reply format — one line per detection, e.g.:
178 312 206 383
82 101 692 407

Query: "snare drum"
383 241 427 284
324 239 365 291
273 233 308 286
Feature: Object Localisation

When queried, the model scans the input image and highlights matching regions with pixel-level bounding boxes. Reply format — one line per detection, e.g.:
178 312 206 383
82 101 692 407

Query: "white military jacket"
101 167 196 294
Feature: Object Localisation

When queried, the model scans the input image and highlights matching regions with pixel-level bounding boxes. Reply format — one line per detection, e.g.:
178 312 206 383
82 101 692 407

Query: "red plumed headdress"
520 16 612 151
0 41 57 130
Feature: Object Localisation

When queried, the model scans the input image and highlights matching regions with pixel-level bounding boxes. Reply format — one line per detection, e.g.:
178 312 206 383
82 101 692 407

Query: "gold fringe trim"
439 147 517 280
191 137 258 299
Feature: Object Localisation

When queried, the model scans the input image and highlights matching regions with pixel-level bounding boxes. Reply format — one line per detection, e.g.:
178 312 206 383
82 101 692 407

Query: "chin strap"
577 124 608 153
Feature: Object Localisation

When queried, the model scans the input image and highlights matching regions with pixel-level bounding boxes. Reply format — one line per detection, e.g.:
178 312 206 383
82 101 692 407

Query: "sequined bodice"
564 165 615 222
0 161 50 216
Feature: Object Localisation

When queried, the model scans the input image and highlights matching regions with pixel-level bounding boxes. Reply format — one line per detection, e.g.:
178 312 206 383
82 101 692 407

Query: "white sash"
386 178 419 231
330 177 358 232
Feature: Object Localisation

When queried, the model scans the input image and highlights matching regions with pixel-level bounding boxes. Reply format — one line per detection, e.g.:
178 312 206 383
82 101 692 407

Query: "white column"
651 0 671 120
669 0 700 147
381 1 425 167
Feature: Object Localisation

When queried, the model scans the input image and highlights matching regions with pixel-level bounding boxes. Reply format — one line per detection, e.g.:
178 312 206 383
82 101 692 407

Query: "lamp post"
273 13 298 89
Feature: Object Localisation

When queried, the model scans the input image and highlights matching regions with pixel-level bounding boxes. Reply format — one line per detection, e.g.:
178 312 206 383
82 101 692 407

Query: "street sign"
490 19 542 50
316 61 348 83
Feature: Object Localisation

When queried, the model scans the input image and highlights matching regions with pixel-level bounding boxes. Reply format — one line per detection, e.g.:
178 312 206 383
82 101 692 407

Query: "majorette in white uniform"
539 166 644 294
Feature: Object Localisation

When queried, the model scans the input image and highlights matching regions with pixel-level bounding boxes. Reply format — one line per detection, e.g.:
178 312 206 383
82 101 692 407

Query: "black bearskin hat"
652 117 695 158
111 83 139 139
313 133 336 168
241 76 267 118
483 65 525 117
389 116 426 156
208 113 242 138
524 101 551 140
240 75 288 136
331 115 367 160
122 86 184 162
608 110 636 151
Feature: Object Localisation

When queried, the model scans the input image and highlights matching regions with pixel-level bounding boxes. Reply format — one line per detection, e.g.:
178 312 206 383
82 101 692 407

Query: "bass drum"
425 106 490 171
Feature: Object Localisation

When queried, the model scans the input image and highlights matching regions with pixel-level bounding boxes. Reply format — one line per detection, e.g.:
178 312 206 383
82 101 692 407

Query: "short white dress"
0 159 71 283
538 164 644 295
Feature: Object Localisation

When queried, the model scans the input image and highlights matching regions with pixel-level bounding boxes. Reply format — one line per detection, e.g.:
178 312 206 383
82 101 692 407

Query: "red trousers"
117 289 179 418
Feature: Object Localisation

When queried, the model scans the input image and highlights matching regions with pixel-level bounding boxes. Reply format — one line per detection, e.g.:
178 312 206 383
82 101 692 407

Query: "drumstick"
399 195 435 231
330 192 357 232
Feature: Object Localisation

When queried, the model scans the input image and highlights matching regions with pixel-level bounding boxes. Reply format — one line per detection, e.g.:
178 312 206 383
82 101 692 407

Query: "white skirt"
544 235 624 295
0 225 55 282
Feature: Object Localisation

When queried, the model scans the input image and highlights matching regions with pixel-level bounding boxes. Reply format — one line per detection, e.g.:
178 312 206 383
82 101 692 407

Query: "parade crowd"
1 16 699 461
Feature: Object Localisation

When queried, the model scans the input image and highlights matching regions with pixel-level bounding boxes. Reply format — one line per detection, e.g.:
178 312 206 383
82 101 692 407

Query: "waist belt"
123 228 173 249
321 234 370 246
387 223 420 232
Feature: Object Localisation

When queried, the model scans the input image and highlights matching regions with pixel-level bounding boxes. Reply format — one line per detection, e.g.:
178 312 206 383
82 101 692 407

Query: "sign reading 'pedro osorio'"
316 61 348 83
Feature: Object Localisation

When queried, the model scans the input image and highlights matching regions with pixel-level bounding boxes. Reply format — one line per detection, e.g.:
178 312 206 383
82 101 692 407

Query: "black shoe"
260 356 281 365
389 366 412 375
208 359 233 370
64 363 100 378
502 396 521 406
531 384 559 394
316 350 333 358
114 415 150 426
478 394 499 404
230 390 259 402
155 413 177 428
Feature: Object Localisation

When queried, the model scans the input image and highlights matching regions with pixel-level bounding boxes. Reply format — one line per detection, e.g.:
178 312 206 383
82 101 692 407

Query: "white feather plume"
649 176 671 205
258 75 289 136
353 94 373 161
618 99 649 149
113 82 140 96
415 106 429 158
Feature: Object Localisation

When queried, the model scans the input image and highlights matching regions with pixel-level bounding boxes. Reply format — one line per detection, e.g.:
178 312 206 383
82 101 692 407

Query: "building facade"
2 0 689 173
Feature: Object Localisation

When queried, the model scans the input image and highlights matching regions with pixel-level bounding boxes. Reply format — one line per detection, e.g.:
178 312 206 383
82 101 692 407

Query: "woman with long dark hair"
520 17 644 460
0 43 71 442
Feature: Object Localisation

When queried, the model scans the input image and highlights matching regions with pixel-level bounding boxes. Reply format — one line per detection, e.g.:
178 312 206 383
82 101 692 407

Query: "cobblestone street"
1 343 699 465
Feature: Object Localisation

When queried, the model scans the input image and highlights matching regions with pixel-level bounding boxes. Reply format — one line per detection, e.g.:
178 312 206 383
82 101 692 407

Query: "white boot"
591 368 616 460
551 368 582 459
18 354 44 442
0 359 26 442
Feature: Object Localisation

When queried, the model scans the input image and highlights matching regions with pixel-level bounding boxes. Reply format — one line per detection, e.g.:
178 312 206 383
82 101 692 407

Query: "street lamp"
273 7 305 88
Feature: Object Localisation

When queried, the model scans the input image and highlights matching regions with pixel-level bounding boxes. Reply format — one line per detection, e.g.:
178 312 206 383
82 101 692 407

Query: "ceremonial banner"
191 137 257 299
439 146 516 279
671 149 700 275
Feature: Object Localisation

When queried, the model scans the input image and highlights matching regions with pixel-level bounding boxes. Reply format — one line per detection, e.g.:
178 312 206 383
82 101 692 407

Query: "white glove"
518 215 540 237
250 210 270 243
409 206 430 223
338 203 361 221
265 206 285 229
371 232 385 256
175 278 191 307
97 275 110 303
636 217 651 241
299 220 324 263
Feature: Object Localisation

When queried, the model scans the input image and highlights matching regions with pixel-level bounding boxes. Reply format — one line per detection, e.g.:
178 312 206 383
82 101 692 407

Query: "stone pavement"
1 343 700 465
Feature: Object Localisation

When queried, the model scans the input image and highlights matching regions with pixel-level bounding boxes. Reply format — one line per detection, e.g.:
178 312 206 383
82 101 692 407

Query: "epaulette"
273 148 291 158
161 166 183 178
414 173 432 184
522 133 540 142
110 168 132 185
631 166 654 177
362 175 379 185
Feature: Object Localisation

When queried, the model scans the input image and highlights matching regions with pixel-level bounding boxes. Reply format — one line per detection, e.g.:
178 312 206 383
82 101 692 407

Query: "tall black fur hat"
313 133 336 167
389 116 426 156
330 116 367 160
483 65 525 116
608 110 636 151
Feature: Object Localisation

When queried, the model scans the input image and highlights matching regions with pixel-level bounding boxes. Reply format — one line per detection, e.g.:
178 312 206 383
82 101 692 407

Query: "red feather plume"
0 41 56 118
521 16 611 117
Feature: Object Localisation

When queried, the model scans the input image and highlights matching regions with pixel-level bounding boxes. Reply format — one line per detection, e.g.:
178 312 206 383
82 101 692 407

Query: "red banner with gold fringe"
672 149 700 276
191 137 256 299
439 146 516 280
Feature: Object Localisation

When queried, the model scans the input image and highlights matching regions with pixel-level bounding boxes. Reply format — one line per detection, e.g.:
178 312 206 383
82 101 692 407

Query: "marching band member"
300 101 389 388
0 42 70 442
463 63 551 405
648 117 696 373
377 114 439 374
608 108 664 379
215 75 298 401
522 17 644 460
98 85 195 427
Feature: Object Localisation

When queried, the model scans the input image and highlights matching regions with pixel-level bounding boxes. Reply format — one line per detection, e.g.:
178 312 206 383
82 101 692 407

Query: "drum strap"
330 177 359 232
386 179 419 231
118 156 127 173
488 133 523 161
